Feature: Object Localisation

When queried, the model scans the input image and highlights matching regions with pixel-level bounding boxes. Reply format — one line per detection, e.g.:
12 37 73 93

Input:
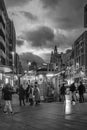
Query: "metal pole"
12 52 14 87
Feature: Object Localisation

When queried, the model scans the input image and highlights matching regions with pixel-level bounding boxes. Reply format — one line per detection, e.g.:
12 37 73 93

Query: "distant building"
8 19 16 67
84 4 87 28
73 31 87 75
15 53 23 75
50 45 62 71
61 49 73 67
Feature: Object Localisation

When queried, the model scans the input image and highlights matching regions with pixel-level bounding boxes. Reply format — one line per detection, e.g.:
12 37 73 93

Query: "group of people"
60 81 86 104
1 81 40 114
18 81 40 106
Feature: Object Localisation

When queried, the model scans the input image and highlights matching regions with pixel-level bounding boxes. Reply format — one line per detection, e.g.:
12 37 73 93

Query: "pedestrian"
29 85 34 106
78 81 85 103
70 82 76 104
25 83 30 102
33 82 40 105
65 87 72 114
60 84 66 102
2 83 13 114
18 84 25 106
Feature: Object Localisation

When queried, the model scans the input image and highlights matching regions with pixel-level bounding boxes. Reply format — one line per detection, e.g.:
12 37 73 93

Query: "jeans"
4 100 12 112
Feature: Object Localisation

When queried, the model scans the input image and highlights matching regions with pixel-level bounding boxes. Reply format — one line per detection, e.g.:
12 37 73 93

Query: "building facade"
0 7 6 65
50 45 62 71
84 4 87 28
0 0 16 71
73 31 87 76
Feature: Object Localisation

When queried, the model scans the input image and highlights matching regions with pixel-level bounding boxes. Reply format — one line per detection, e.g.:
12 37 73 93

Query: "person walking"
18 84 25 106
29 85 34 106
60 84 66 102
70 82 76 104
34 82 40 105
25 83 30 103
78 81 85 103
2 83 13 114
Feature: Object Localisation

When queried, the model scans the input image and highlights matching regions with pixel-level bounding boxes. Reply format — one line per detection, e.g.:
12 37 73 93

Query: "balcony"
0 10 6 25
0 49 6 59
0 23 5 34
0 36 5 47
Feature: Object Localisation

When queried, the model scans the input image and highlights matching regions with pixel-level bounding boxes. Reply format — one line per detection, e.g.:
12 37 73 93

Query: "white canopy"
0 65 12 73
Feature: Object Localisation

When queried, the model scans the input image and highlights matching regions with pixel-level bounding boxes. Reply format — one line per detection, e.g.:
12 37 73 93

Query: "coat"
18 85 25 100
34 87 40 102
2 84 12 100
78 84 85 94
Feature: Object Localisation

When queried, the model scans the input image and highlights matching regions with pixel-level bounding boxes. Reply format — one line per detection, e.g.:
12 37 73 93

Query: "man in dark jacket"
70 82 76 103
2 83 13 114
60 84 66 102
78 81 85 103
18 84 25 106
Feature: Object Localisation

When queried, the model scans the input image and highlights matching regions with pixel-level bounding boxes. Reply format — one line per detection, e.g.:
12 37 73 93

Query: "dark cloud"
40 0 61 8
17 39 24 47
41 0 87 30
20 25 76 50
56 16 82 30
4 0 32 7
20 11 38 21
23 26 54 48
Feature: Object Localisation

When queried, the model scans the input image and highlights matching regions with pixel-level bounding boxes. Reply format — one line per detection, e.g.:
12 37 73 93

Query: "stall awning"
0 65 12 73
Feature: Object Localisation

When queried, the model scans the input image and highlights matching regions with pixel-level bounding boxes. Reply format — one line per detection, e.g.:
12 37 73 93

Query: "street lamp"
28 62 31 73
11 51 15 87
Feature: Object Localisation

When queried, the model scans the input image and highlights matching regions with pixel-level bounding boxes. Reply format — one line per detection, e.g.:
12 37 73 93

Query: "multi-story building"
84 4 87 28
15 53 23 75
73 31 87 76
0 0 16 72
61 49 73 67
50 45 62 71
0 5 6 65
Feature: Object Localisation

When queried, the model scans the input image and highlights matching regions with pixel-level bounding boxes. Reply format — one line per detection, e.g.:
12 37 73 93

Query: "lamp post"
28 62 31 73
12 52 15 87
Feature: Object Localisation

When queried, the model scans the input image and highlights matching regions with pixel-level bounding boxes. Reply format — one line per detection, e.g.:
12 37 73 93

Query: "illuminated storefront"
0 65 12 86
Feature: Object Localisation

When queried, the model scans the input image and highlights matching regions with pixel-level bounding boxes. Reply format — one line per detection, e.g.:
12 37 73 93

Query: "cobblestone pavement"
0 94 87 130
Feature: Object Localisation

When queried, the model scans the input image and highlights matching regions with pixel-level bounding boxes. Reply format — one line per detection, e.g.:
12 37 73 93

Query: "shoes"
72 101 76 105
10 111 14 115
3 111 8 114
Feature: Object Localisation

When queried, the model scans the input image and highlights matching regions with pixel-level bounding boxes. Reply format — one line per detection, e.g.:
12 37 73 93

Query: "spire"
54 45 58 54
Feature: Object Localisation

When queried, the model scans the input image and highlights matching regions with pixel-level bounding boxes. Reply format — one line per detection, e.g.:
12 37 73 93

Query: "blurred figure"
70 82 76 104
34 82 40 105
65 88 72 115
29 85 34 106
25 82 30 103
18 84 25 106
2 83 13 114
60 84 66 102
78 81 85 103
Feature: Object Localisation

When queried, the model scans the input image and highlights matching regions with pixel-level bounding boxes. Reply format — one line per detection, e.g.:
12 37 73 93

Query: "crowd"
0 81 40 114
60 81 86 104
0 79 86 115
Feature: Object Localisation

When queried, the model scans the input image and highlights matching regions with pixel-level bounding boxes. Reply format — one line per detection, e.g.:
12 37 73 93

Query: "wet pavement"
0 94 87 130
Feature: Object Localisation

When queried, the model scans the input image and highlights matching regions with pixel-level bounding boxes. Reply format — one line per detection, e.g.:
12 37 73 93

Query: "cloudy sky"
5 0 87 62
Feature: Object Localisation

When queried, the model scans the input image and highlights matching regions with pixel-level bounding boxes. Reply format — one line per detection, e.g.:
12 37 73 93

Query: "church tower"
54 45 58 54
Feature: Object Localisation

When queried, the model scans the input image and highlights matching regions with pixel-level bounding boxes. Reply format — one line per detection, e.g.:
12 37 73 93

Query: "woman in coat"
2 83 13 114
34 82 40 105
18 84 25 106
